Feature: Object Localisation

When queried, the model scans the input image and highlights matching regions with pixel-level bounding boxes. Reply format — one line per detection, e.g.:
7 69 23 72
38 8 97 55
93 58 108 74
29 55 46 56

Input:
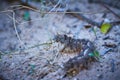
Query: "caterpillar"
54 34 96 77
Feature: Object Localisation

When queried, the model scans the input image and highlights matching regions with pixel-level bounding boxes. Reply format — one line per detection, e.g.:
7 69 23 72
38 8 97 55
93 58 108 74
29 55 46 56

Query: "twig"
2 41 54 55
110 21 120 26
66 9 101 27
88 0 120 9
49 0 61 13
101 4 120 19
12 11 26 48
9 5 39 12
0 5 108 15
0 10 25 46
6 13 19 24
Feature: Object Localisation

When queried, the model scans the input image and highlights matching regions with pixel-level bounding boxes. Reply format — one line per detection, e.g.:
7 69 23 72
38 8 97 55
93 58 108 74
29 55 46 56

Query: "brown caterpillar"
54 34 96 77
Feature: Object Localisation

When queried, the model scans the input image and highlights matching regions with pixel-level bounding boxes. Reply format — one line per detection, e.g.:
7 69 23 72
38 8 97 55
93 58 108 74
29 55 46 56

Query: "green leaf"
93 50 100 58
100 23 111 34
23 11 30 21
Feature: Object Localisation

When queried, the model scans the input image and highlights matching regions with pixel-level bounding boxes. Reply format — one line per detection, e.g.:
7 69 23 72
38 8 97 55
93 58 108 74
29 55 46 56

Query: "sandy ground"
0 0 120 80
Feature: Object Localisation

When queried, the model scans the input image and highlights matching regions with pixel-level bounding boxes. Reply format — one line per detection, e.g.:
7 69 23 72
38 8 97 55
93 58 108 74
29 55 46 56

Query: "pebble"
97 74 103 79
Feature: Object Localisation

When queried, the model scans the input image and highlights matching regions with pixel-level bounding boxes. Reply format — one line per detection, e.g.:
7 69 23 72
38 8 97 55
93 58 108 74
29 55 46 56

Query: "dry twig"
101 4 120 19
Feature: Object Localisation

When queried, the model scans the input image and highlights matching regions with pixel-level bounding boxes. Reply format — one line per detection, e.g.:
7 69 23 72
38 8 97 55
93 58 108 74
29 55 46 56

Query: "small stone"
100 63 103 68
96 74 103 79
97 69 100 71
